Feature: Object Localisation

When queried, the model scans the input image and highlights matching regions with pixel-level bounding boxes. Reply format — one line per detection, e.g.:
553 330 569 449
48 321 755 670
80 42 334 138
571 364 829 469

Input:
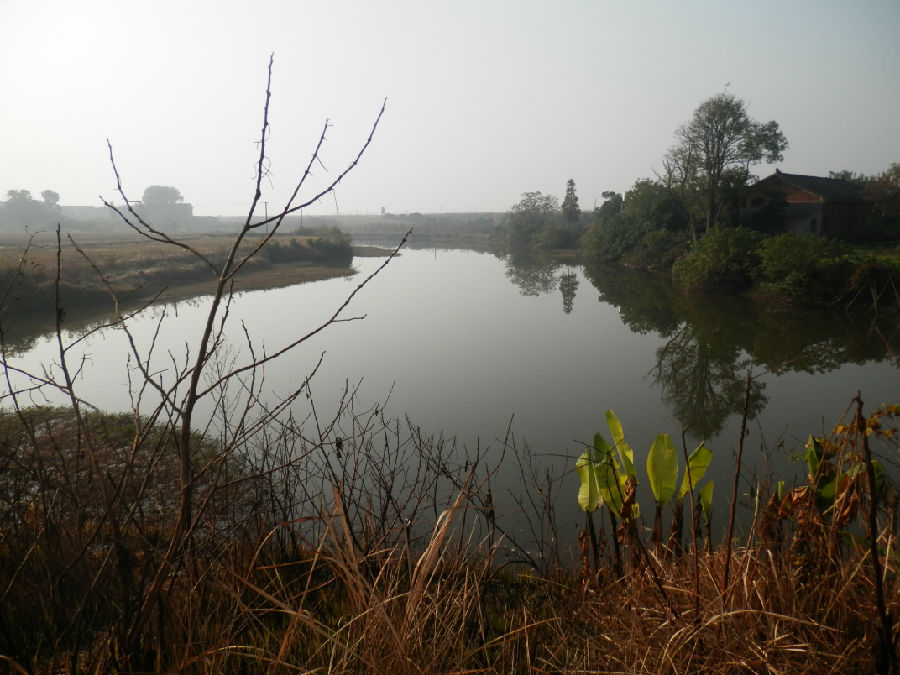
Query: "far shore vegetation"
0 227 370 321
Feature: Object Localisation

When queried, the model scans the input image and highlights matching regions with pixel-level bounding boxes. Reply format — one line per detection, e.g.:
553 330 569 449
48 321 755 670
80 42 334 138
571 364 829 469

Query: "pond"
3 243 898 559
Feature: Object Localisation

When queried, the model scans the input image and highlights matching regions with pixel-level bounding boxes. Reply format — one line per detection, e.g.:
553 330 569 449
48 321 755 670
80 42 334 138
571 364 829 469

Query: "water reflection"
501 251 582 316
502 250 560 297
559 270 579 315
495 255 899 439
3 248 897 555
653 323 766 439
591 263 896 435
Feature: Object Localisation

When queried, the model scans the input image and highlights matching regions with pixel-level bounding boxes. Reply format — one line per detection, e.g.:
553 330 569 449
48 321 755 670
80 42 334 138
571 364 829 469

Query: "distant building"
745 170 866 238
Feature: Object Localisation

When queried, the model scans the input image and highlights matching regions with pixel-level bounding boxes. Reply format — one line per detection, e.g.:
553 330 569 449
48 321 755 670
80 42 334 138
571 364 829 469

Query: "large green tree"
561 178 580 225
2 189 53 226
506 191 559 249
139 185 193 225
665 92 787 240
142 185 184 207
40 190 60 208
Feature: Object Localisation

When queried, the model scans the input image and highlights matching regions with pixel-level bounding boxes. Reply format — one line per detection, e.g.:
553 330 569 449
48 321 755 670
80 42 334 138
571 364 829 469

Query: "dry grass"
0 404 896 673
0 230 355 314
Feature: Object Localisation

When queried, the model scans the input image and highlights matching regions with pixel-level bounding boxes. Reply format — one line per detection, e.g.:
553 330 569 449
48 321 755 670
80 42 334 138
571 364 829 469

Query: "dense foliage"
581 92 898 308
503 182 586 252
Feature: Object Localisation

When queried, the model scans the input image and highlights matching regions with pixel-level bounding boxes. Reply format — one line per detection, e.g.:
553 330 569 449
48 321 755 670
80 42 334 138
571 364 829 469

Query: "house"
744 170 866 238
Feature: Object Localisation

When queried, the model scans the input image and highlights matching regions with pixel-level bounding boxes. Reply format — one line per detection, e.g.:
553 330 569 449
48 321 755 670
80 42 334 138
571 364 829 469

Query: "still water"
4 246 898 547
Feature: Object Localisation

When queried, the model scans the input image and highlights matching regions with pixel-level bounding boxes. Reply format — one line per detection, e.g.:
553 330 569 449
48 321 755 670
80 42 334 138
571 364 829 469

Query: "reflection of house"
745 170 865 237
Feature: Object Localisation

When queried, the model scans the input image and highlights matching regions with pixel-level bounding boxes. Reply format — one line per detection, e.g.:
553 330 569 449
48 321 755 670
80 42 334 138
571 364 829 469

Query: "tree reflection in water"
502 251 582 316
502 250 560 297
653 323 766 439
580 260 896 438
559 268 579 315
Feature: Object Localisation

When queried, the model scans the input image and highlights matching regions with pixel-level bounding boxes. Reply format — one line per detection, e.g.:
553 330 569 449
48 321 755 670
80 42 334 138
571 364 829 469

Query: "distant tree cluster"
504 179 585 251
584 91 788 265
0 189 62 227
136 185 194 226
581 91 898 306
0 184 199 230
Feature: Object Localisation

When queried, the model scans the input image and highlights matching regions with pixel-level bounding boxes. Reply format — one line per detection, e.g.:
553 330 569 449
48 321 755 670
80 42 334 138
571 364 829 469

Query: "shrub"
625 228 690 271
757 233 854 304
846 256 900 308
582 215 650 264
672 226 762 291
261 235 352 266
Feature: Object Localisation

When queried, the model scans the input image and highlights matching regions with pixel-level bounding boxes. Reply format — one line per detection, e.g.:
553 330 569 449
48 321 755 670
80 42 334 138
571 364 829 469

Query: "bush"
582 215 650 264
672 226 762 291
846 256 900 308
261 235 352 266
757 233 854 304
625 228 690 271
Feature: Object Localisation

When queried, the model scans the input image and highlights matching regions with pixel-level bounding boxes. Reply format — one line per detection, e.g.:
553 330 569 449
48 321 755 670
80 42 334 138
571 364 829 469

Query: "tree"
592 190 622 225
506 191 559 249
142 185 184 207
3 189 47 226
561 178 580 225
667 92 787 239
139 185 193 225
40 190 60 208
622 179 688 232
583 182 689 268
6 189 33 202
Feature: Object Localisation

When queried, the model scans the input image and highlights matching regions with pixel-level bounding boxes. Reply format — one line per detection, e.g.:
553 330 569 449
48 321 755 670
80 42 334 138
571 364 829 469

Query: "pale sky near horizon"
1 0 898 217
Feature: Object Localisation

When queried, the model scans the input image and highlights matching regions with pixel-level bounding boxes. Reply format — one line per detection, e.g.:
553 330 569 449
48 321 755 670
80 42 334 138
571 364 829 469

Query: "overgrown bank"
0 400 896 673
0 229 357 319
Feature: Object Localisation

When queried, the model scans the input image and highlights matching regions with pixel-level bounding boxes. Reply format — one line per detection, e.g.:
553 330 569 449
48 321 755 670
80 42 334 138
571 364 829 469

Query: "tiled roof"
771 171 864 202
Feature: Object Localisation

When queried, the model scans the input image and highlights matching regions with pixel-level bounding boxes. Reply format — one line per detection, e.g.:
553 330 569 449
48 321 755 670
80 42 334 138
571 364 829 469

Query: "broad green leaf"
816 477 838 511
605 410 635 478
647 433 678 507
678 443 713 499
699 481 714 523
805 435 822 479
576 450 602 512
593 432 612 459
590 433 623 515
597 455 624 514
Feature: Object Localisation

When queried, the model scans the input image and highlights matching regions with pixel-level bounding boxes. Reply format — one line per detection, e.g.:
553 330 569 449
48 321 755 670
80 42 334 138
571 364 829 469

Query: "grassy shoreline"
0 230 397 324
0 404 896 673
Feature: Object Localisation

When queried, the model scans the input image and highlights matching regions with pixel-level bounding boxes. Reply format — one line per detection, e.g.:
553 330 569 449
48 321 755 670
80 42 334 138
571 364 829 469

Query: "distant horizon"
2 1 896 220
10 161 894 222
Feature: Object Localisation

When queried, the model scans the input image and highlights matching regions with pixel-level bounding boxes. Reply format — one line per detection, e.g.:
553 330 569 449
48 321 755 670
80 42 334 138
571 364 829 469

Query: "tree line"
503 91 899 307
0 185 194 228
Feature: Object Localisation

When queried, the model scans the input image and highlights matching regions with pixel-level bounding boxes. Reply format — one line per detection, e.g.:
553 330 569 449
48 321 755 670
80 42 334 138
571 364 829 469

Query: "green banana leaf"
678 443 713 499
647 433 678 508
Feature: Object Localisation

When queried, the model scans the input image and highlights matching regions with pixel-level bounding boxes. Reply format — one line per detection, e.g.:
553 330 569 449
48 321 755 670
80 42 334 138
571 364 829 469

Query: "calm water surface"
5 246 898 545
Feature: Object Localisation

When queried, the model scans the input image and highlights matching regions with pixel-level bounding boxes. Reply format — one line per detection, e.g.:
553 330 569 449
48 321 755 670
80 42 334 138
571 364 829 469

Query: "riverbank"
1 404 896 674
0 230 397 323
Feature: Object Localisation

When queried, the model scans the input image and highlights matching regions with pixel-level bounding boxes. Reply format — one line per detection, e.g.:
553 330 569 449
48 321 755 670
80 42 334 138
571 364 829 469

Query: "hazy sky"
2 0 898 217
